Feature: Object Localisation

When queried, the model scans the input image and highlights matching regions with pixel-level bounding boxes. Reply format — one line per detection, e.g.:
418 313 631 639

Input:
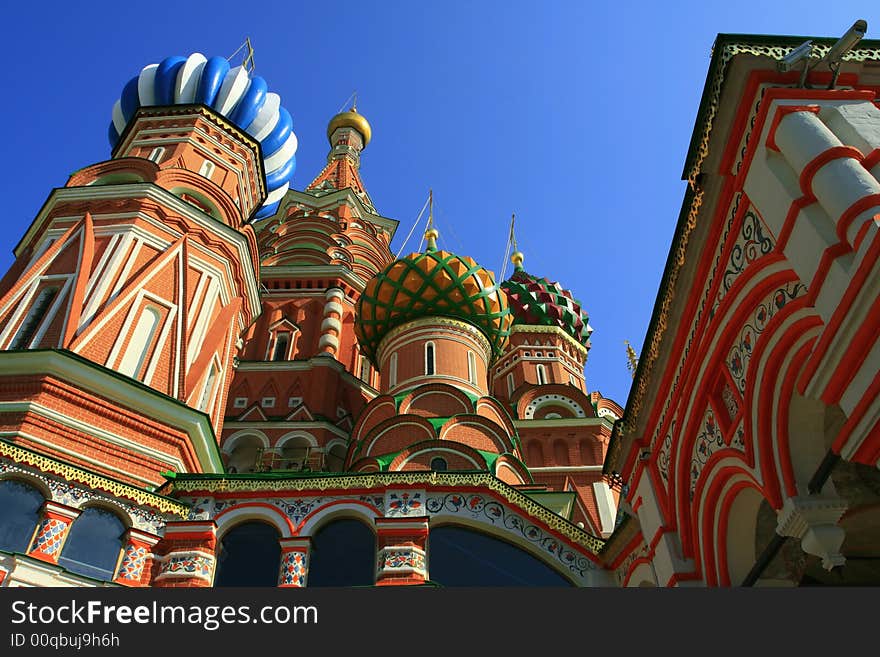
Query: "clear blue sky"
0 1 873 405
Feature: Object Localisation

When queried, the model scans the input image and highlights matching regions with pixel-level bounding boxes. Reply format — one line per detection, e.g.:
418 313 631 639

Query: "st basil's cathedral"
1 23 880 587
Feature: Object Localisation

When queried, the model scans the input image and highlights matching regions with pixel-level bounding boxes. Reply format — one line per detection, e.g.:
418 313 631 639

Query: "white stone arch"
523 394 585 419
0 470 52 500
397 447 483 470
495 460 527 484
274 431 319 450
625 561 658 587
297 500 381 537
721 484 765 586
222 430 270 454
222 430 269 473
75 498 134 530
215 503 294 540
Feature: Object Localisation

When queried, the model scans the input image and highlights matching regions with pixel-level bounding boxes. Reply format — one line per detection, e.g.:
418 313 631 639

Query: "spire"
625 340 639 379
306 101 375 210
424 189 438 251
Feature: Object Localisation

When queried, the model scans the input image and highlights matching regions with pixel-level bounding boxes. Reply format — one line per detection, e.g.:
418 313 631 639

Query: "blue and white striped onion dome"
108 53 297 220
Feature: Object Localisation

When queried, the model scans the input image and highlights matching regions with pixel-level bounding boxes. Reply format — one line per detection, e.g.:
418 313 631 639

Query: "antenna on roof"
228 37 256 73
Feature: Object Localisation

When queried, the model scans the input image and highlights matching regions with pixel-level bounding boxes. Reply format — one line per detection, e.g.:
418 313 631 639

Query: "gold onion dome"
327 107 372 146
355 229 512 364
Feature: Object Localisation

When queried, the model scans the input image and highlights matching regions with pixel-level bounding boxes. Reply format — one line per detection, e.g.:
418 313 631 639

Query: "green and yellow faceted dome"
355 241 513 364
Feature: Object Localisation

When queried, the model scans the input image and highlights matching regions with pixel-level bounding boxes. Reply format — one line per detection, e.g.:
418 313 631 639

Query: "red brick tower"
220 106 399 474
0 56 293 489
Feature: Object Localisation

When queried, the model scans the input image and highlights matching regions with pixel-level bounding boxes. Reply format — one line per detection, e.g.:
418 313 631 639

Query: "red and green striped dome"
355 247 512 364
501 268 592 348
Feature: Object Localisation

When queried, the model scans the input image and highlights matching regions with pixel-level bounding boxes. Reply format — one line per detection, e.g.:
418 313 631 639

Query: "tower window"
359 356 372 384
119 305 161 379
430 457 448 472
389 352 398 388
507 373 515 397
9 286 59 350
272 332 290 361
467 351 477 385
198 160 216 179
198 362 219 411
536 364 547 385
425 342 435 376
147 147 165 163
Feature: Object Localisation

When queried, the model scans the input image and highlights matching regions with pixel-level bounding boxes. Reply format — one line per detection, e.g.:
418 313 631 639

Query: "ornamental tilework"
117 545 148 581
0 460 168 532
158 552 214 581
279 551 308 587
386 491 424 517
690 409 725 499
728 281 806 394
377 547 426 574
29 518 69 556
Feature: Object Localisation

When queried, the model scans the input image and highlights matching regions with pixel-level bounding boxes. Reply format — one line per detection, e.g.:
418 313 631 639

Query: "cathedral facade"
0 26 878 587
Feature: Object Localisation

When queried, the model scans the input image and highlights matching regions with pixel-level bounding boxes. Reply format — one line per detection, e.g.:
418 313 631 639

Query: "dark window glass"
428 526 572 586
215 522 281 587
426 343 435 375
273 333 290 361
58 507 125 581
10 287 58 349
0 480 44 553
430 457 448 471
308 519 374 587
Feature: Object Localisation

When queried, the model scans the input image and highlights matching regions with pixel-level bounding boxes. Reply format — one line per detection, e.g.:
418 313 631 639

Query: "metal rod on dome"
395 191 431 258
499 213 515 280
337 91 358 114
228 37 256 72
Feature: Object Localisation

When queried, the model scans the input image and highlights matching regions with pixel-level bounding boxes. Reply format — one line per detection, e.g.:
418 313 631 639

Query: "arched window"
10 286 59 349
308 519 374 587
536 364 547 385
272 332 290 361
425 342 435 376
359 356 372 384
198 160 216 179
467 351 477 385
429 526 572 586
119 306 161 379
507 373 515 397
0 479 45 553
388 352 398 388
430 457 448 472
58 507 126 581
147 147 165 163
226 435 263 474
214 522 281 587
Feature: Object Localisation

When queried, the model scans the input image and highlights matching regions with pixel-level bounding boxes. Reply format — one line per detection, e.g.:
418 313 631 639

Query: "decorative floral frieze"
0 459 171 532
157 551 214 581
426 493 597 579
728 281 806 394
377 547 426 575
